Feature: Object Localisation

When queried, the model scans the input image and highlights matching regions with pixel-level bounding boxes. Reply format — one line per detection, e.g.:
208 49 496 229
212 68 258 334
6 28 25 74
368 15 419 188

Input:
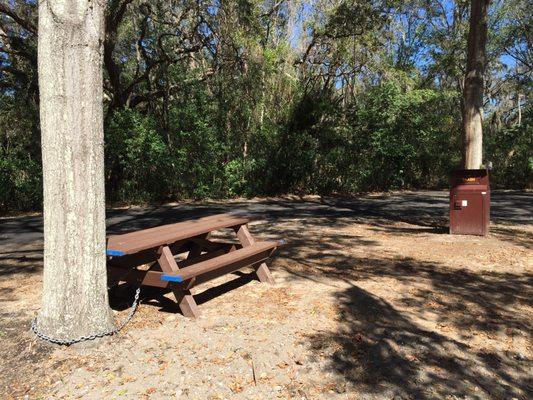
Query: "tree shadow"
1 194 530 398
1 191 530 249
490 225 533 250
307 284 532 399
319 191 449 230
0 248 43 277
109 271 258 314
294 248 533 399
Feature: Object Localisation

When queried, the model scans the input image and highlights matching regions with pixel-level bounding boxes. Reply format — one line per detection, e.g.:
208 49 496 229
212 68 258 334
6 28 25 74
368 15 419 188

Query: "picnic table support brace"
157 245 200 318
235 225 275 284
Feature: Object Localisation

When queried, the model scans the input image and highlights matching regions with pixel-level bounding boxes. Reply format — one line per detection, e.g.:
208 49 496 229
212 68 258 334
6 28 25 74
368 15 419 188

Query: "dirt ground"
0 192 531 399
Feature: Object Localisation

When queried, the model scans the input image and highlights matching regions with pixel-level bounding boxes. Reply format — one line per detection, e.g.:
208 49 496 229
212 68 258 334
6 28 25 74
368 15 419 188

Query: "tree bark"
462 0 490 169
36 0 114 339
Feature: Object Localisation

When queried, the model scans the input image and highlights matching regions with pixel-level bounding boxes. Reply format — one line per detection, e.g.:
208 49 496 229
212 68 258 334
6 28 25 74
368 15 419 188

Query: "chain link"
31 287 141 346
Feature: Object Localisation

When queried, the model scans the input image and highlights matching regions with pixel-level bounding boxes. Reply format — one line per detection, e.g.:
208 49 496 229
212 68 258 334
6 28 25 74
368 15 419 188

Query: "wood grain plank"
162 241 278 282
107 216 249 255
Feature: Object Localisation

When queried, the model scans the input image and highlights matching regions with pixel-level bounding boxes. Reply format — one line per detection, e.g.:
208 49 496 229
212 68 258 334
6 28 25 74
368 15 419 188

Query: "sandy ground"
0 194 531 399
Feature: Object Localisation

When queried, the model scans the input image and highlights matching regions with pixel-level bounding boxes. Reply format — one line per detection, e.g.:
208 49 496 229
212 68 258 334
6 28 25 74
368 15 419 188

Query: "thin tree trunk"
37 0 114 339
517 93 522 126
462 0 489 169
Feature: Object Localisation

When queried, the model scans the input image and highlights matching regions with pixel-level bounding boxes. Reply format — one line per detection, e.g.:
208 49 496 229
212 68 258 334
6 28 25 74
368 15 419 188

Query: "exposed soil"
1 193 531 399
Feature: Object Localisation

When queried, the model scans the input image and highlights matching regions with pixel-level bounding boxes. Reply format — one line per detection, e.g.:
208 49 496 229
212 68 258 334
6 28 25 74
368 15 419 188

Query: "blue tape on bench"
161 274 184 283
106 249 125 257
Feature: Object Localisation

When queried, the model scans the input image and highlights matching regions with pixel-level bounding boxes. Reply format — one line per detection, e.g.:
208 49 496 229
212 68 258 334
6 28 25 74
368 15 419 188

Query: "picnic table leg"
157 246 199 318
234 224 275 284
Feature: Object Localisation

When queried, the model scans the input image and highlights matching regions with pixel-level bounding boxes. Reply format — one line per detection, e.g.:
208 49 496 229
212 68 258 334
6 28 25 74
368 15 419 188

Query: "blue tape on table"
161 274 184 283
106 249 125 257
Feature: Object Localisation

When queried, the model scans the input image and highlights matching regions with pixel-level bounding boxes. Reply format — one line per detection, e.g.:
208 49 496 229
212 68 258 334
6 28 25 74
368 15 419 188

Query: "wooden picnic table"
106 213 282 318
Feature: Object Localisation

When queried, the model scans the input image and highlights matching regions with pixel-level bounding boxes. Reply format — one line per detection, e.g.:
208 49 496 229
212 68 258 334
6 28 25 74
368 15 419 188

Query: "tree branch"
0 2 37 34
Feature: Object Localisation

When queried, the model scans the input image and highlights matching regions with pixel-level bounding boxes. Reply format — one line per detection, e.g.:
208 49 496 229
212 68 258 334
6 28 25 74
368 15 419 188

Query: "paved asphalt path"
1 190 531 246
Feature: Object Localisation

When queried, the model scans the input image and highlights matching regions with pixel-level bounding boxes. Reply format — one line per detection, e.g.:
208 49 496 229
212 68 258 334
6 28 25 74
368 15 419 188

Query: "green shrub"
486 105 532 188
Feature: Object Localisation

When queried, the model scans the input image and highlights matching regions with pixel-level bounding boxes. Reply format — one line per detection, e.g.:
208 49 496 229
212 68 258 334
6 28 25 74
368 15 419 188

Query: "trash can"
449 169 490 236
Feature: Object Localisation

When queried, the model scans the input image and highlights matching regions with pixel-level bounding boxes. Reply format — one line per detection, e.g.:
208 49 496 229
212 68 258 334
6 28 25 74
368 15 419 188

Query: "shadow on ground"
266 210 532 398
1 192 531 398
308 282 532 399
1 191 531 245
109 271 257 314
276 235 532 398
0 247 43 277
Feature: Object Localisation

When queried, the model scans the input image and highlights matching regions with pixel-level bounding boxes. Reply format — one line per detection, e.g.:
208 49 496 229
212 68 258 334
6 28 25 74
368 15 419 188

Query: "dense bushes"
0 95 42 210
98 79 464 202
310 82 461 193
0 147 41 210
1 77 530 212
486 105 532 189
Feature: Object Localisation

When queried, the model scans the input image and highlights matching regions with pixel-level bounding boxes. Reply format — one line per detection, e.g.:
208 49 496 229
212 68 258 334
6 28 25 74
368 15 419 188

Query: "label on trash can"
462 200 468 207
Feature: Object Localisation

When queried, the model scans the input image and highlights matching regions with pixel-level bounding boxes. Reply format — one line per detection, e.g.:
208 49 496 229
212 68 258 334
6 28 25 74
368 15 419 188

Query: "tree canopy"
1 0 531 210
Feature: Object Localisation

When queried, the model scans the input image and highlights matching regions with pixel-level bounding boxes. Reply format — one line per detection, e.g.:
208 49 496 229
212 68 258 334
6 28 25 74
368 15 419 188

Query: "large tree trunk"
36 0 114 339
462 0 490 169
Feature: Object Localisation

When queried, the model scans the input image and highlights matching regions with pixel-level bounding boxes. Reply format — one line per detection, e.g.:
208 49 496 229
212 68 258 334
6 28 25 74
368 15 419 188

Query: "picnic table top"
106 213 251 256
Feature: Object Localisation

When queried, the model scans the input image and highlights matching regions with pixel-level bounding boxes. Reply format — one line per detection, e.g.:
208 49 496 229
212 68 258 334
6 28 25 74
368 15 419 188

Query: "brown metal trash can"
449 169 490 236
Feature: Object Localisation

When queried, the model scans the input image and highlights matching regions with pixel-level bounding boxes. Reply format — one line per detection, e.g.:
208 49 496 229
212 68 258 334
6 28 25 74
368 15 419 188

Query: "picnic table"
106 213 281 318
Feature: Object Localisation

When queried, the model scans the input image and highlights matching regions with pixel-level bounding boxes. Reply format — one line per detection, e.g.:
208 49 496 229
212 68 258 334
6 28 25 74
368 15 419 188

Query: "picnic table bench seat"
106 213 281 318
